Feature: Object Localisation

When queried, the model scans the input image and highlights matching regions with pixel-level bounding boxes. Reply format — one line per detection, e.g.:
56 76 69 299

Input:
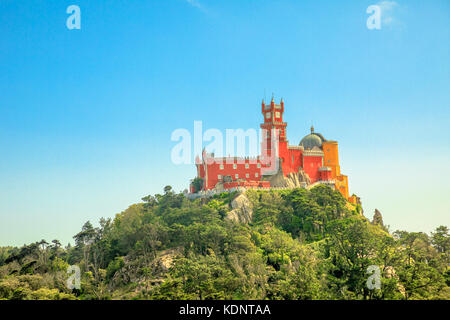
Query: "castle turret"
260 98 288 165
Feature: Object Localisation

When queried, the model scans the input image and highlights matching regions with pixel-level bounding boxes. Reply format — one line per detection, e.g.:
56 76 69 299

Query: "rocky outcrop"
213 181 225 192
111 248 182 287
151 248 181 273
264 166 311 188
226 192 253 224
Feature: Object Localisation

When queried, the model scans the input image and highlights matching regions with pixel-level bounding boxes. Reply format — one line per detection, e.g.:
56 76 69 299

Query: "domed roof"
299 126 327 150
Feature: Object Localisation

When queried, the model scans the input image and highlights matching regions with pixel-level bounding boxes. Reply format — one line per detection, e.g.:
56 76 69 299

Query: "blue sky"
0 0 449 246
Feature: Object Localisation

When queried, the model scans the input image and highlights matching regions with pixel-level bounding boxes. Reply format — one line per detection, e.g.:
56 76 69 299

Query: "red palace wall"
197 164 205 179
302 155 323 183
280 147 303 175
319 168 332 181
201 159 263 190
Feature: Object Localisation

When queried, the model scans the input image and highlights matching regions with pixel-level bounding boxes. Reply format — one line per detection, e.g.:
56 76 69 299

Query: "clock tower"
260 97 287 160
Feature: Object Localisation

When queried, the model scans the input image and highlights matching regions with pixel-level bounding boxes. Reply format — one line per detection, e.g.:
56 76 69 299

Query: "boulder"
226 192 253 223
264 165 311 188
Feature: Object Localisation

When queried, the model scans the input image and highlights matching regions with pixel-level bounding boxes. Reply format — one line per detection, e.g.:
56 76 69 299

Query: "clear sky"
0 0 449 246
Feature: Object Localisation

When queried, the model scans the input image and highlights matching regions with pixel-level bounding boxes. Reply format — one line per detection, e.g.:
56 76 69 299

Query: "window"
257 163 261 168
275 112 280 118
328 160 330 163
235 174 239 179
233 164 237 169
265 112 271 119
245 163 249 169
246 173 249 178
218 174 222 179
255 173 259 178
220 164 224 170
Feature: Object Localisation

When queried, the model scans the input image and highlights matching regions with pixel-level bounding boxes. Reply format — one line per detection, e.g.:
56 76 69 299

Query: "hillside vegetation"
1 185 449 300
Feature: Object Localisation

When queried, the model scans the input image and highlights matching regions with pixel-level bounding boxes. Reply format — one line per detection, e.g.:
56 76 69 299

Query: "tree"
51 240 61 250
372 209 384 227
431 226 450 256
325 217 387 299
192 177 203 193
163 185 173 194
394 230 447 299
73 221 97 273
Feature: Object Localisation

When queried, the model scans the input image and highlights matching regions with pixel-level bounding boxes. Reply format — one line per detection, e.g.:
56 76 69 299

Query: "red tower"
260 97 287 161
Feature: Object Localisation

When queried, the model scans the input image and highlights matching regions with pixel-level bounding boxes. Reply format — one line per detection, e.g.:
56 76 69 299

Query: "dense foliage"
0 185 448 300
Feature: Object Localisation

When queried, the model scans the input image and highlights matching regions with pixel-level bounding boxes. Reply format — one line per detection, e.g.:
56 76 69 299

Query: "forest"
0 185 448 300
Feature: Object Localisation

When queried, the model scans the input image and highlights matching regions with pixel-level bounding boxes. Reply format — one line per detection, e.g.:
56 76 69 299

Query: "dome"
299 134 323 149
299 126 327 150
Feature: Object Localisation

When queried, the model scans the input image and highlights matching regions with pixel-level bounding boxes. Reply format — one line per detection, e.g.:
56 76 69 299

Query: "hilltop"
0 185 449 300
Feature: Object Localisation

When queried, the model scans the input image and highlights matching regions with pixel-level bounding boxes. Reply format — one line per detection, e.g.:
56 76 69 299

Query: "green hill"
0 185 449 300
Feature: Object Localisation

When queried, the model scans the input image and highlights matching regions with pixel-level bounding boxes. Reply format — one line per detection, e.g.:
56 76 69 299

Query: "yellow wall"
336 175 349 199
323 141 351 200
322 141 340 178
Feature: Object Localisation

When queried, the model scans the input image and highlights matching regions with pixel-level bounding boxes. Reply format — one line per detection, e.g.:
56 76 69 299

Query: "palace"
190 97 356 204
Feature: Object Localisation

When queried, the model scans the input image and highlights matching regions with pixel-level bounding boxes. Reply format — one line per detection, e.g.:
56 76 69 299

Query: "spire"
311 125 314 133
